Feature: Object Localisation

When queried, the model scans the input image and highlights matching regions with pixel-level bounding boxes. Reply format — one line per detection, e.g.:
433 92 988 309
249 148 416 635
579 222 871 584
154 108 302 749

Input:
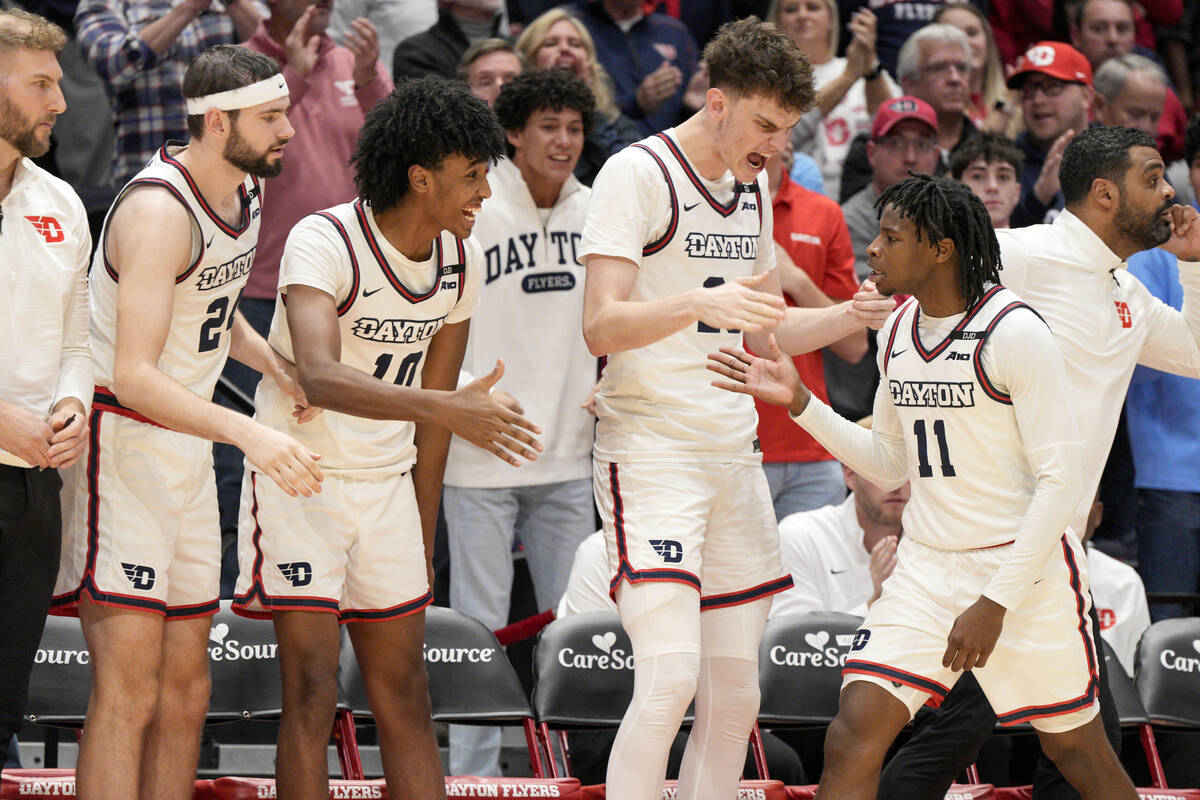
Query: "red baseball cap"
871 96 938 140
1007 41 1094 89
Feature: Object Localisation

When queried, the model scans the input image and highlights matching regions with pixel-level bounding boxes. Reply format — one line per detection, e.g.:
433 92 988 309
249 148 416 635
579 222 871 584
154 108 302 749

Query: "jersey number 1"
696 277 741 334
914 419 956 478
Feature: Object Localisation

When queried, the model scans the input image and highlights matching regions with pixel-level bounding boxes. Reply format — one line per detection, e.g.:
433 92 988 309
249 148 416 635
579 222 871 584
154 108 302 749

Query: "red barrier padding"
1 769 210 798
199 776 583 800
493 610 557 646
197 778 388 799
944 785 995 800
994 788 1033 800
445 776 582 798
785 786 818 799
1136 790 1200 799
581 780 786 799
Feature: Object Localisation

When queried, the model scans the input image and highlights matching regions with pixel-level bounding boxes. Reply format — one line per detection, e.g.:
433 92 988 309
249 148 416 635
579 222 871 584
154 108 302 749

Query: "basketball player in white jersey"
579 17 893 800
709 175 1136 800
51 46 323 800
234 76 539 800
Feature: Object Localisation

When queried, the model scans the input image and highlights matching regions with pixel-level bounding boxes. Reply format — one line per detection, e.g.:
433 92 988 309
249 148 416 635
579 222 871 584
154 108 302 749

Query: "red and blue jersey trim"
159 142 254 239
312 210 361 316
631 142 679 256
843 659 952 708
911 285 1005 363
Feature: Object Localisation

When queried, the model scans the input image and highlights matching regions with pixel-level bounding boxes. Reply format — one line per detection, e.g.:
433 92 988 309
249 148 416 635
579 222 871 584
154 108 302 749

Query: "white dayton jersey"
255 198 482 475
876 285 1077 554
89 142 260 407
579 130 776 463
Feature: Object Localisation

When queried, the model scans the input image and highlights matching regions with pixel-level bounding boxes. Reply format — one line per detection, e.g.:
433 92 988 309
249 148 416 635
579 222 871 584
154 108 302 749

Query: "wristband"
863 60 883 81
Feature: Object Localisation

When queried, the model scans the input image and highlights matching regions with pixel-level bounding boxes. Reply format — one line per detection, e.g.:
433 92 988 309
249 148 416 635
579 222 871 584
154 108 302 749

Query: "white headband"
185 74 289 116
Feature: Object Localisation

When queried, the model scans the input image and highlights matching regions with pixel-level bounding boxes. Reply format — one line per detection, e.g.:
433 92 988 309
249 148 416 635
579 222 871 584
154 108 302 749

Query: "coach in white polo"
0 8 91 755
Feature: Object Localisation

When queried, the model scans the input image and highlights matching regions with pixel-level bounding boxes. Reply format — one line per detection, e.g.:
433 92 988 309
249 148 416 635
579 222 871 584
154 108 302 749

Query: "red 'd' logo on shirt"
1114 301 1132 328
25 215 64 243
1098 608 1116 630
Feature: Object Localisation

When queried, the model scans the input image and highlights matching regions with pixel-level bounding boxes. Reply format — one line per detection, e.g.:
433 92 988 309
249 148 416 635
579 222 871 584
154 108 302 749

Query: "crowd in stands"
6 0 1200 787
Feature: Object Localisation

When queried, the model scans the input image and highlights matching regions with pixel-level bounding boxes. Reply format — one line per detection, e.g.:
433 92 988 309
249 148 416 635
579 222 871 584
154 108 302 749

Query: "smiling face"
710 90 801 183
0 47 65 159
509 106 585 189
533 19 591 82
959 157 1020 228
774 0 833 58
423 153 492 238
1112 145 1174 250
865 204 947 297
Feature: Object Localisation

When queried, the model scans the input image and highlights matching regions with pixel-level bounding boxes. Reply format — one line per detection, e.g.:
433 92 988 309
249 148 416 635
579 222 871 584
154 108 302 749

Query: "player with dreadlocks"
709 174 1135 800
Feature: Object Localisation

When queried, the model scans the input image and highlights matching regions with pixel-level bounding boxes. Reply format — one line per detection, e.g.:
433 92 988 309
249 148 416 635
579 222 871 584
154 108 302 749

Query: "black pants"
877 601 1122 799
0 465 62 742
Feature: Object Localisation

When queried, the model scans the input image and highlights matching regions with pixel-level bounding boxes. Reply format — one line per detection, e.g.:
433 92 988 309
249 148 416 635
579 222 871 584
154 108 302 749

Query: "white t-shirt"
557 531 616 617
770 495 874 618
801 58 899 198
1087 545 1151 677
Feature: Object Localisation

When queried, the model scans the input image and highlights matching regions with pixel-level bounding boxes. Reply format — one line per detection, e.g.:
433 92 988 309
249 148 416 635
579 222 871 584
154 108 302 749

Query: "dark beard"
1114 192 1172 251
223 123 284 178
0 92 50 158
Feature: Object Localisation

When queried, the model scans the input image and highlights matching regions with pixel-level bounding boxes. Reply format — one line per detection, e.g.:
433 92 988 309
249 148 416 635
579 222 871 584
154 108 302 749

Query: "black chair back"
24 615 91 725
1135 617 1200 727
756 612 864 727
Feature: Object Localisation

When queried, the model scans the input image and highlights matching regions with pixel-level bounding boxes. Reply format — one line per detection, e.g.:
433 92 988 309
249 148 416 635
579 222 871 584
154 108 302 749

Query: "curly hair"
493 69 594 158
1060 126 1157 206
876 174 1001 306
704 16 816 114
351 76 505 211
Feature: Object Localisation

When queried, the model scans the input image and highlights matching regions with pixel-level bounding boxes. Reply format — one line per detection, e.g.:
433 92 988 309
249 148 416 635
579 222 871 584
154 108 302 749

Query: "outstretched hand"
849 278 894 329
707 334 810 413
445 359 544 467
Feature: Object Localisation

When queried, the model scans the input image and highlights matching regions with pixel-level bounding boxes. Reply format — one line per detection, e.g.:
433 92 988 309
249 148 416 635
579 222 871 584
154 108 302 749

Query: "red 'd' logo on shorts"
1114 301 1132 328
25 215 64 243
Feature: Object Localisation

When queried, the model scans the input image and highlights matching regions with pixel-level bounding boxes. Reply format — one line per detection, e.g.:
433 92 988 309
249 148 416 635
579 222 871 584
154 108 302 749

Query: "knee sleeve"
606 583 703 800
677 599 771 800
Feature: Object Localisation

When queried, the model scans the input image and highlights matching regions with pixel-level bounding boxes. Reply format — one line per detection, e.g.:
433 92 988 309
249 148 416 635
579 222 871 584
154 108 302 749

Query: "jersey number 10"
371 352 423 387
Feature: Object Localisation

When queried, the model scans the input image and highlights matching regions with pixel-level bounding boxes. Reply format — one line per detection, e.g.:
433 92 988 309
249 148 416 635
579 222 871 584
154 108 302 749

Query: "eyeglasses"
875 135 938 155
1019 79 1073 100
920 60 971 78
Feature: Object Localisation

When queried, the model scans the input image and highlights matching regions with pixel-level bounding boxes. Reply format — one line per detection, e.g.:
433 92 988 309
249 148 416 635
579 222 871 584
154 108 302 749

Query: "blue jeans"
762 460 846 522
1137 487 1200 622
215 296 275 598
443 479 594 775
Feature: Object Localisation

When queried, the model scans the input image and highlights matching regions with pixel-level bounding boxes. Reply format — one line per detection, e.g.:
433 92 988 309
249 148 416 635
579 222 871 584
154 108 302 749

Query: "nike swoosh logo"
683 201 701 212
830 568 847 575
890 348 907 359
363 287 383 298
205 233 215 249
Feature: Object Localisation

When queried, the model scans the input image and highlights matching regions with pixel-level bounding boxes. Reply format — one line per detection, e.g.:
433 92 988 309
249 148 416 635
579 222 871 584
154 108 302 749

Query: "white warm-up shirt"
0 159 92 467
444 158 595 488
997 211 1200 538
